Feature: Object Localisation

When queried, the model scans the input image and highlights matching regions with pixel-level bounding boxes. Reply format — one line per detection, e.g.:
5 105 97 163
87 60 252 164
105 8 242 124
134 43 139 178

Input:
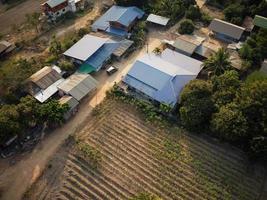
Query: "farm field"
24 98 266 200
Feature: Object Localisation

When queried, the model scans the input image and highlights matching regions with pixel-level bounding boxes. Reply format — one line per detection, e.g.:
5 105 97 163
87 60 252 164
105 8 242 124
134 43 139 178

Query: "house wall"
109 17 138 32
213 32 238 43
42 1 69 20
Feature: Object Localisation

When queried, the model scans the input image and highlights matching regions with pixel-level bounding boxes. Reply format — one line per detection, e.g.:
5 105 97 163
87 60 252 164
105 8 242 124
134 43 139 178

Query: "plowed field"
24 99 266 200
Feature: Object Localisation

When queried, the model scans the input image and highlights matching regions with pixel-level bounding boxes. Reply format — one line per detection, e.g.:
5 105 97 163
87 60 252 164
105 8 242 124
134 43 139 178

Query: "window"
63 9 65 12
57 12 60 15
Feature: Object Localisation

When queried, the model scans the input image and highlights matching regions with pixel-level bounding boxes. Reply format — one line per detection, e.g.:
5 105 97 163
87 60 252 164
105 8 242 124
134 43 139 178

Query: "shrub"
58 60 75 72
185 5 202 21
178 19 195 34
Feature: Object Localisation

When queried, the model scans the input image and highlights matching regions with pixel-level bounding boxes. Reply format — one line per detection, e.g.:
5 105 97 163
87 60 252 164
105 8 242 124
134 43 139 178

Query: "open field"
24 98 266 200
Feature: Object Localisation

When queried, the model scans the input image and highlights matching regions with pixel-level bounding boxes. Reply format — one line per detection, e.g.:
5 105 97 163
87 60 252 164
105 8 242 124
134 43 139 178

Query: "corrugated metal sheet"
147 14 170 26
30 66 61 90
59 95 79 110
124 49 203 106
57 73 98 101
112 39 133 57
173 38 198 56
45 0 67 8
253 15 267 29
63 34 108 61
92 6 144 36
209 18 245 40
0 40 12 54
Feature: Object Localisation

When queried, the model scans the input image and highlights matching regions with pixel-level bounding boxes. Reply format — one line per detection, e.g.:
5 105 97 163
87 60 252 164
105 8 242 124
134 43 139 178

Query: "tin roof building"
123 49 203 106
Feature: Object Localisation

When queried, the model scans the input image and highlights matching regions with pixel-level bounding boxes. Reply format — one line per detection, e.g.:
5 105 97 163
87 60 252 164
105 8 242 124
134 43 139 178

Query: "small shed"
260 60 267 74
146 14 170 26
0 40 15 57
209 18 245 43
57 73 98 101
59 95 79 120
253 15 267 29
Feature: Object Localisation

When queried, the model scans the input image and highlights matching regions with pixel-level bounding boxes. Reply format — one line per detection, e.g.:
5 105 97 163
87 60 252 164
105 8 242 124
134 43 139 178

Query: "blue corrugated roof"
84 40 120 71
124 49 203 106
92 5 144 36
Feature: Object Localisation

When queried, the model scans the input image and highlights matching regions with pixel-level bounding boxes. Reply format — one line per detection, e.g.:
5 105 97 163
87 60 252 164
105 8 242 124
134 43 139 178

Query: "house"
63 34 133 73
41 0 69 21
253 15 267 30
123 48 203 107
0 40 15 57
92 5 144 37
146 14 170 26
57 73 98 101
27 66 65 103
59 95 79 120
209 18 245 43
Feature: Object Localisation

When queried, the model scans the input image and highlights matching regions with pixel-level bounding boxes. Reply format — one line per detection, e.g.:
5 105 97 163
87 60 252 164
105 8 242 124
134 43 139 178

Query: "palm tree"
153 47 162 55
203 48 231 76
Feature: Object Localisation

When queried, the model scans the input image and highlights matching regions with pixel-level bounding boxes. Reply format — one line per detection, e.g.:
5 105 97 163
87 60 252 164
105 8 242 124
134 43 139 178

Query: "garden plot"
24 99 266 200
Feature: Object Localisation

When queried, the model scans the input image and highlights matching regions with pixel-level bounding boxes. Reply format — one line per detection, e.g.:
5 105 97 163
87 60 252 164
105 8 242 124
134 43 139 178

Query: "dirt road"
0 0 46 35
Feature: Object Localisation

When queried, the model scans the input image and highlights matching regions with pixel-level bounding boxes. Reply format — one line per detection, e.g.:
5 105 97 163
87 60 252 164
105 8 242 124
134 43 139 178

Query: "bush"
178 19 195 34
201 12 212 26
58 60 75 72
223 4 246 25
185 5 202 21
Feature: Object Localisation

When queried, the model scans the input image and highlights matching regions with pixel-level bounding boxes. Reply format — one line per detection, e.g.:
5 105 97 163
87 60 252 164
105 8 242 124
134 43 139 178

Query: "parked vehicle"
106 66 118 75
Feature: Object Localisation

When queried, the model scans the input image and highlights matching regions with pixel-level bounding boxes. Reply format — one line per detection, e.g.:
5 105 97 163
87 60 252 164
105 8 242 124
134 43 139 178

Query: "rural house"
253 15 267 30
57 73 98 101
92 5 144 37
27 66 65 103
123 48 203 107
209 18 245 43
63 34 133 73
41 0 86 21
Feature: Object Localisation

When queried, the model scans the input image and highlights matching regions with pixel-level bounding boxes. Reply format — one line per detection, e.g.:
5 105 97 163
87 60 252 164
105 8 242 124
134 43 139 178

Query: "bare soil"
23 99 266 200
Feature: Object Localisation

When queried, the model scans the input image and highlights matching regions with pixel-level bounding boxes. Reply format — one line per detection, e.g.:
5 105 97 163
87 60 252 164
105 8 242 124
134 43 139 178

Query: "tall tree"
203 48 231 76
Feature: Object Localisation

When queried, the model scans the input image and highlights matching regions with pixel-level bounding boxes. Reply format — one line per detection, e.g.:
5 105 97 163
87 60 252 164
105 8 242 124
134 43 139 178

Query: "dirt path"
0 0 45 35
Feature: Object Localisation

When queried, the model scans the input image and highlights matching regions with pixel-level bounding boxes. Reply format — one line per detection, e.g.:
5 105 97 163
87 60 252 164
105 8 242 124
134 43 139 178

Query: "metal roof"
34 78 65 103
253 15 267 29
209 18 245 40
92 6 144 36
63 34 108 61
29 66 61 90
0 40 12 54
124 49 203 106
194 44 216 58
44 0 67 8
173 38 199 55
112 39 134 57
57 73 98 101
59 95 79 110
147 14 170 26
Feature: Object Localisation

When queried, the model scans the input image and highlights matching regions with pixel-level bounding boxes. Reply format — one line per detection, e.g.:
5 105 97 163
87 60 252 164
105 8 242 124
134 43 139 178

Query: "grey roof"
112 39 134 57
57 73 98 101
63 34 108 61
59 95 79 110
209 18 245 40
45 0 67 8
147 14 170 26
173 38 199 55
194 44 216 58
0 40 12 54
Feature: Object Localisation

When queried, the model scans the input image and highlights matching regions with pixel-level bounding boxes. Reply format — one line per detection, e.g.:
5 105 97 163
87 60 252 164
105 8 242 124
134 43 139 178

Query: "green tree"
185 5 201 21
212 70 241 107
203 48 231 76
178 19 195 34
180 80 215 131
58 60 75 72
36 100 69 127
26 12 41 34
211 103 248 142
153 47 162 55
131 21 147 48
223 4 245 25
0 105 20 143
49 35 62 57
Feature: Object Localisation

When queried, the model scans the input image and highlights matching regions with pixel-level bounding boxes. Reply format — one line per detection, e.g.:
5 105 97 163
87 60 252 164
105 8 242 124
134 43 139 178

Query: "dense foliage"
0 96 69 144
178 19 195 34
129 192 162 200
180 70 267 160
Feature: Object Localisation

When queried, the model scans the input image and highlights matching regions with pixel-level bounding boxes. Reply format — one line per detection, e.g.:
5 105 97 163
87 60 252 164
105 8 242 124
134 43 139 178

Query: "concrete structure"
28 66 64 103
146 14 170 26
64 34 133 73
123 49 203 106
57 73 98 101
260 60 267 74
209 18 245 43
92 5 144 37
